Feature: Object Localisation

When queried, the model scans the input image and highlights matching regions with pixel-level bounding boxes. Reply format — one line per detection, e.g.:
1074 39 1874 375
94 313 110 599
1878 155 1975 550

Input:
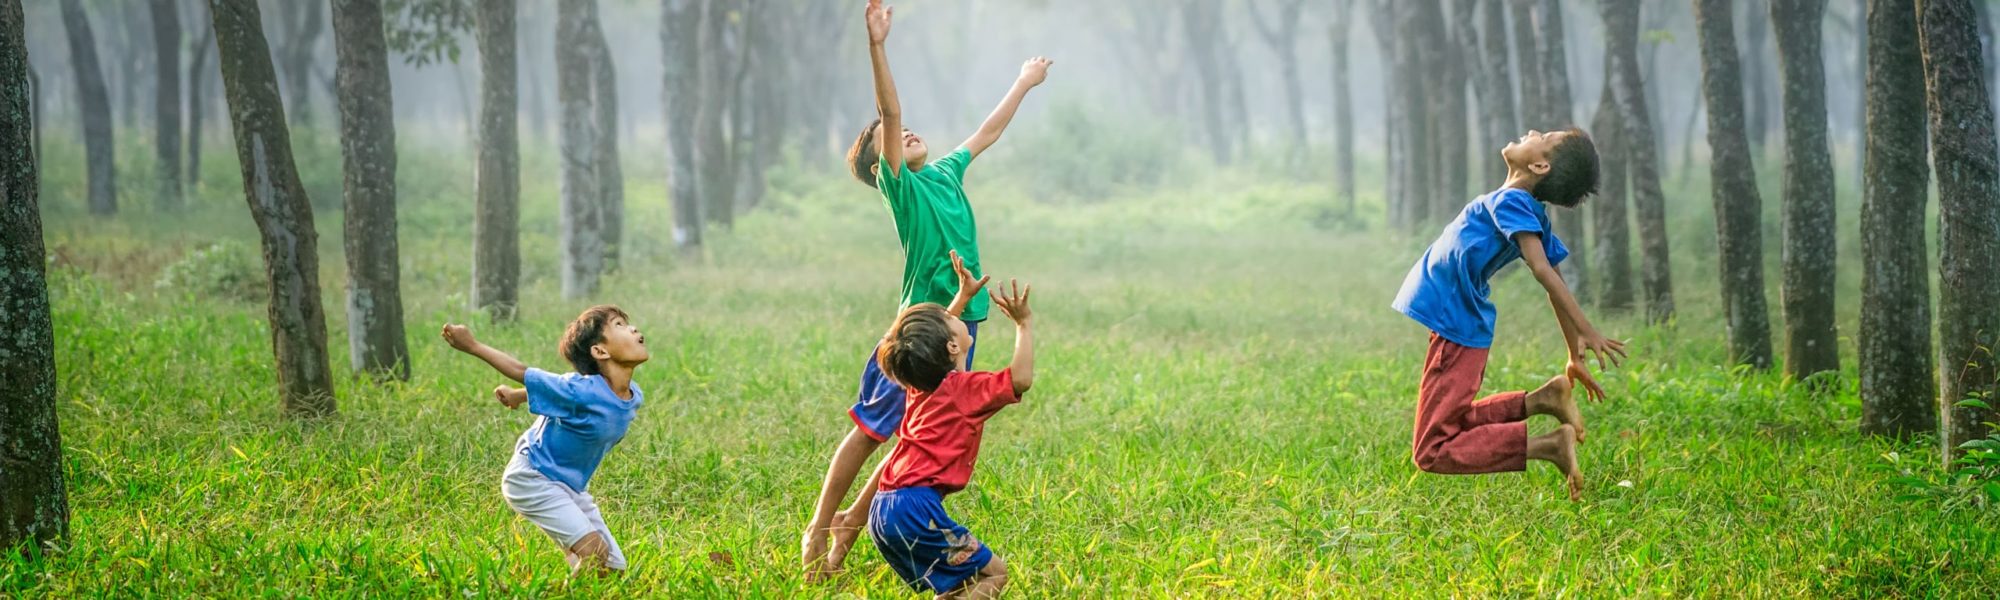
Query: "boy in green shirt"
801 0 1053 580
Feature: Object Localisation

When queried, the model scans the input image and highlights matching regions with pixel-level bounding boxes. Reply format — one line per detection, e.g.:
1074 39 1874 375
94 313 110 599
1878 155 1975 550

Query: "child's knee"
1412 450 1445 474
980 555 1009 584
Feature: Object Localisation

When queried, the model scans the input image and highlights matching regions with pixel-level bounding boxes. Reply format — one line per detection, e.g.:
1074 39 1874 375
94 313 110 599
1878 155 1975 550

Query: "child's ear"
947 339 962 357
591 343 611 361
1529 160 1552 176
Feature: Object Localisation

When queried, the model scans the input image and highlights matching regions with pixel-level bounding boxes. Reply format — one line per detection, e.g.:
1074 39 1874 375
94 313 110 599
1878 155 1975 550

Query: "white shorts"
501 456 628 570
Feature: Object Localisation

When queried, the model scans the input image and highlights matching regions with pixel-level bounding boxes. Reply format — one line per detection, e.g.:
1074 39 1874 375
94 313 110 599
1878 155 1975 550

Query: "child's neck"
599 362 636 400
1501 168 1540 194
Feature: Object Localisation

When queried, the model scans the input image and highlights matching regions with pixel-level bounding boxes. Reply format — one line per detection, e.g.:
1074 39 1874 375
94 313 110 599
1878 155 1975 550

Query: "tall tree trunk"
1422 0 1460 223
1250 0 1307 166
27 63 36 175
187 21 214 189
1694 0 1772 364
210 0 337 417
0 0 68 552
472 0 520 320
150 0 182 210
1600 0 1668 322
1510 0 1545 128
1534 0 1585 300
1859 0 1933 437
1331 1 1355 214
662 0 703 249
1919 0 2000 462
696 0 737 228
1742 0 1775 151
330 0 407 381
556 0 603 299
1182 0 1232 165
1478 0 1518 184
1372 0 1402 225
1393 0 1439 229
61 0 116 216
1589 48 1634 313
277 1 324 129
735 0 785 214
586 12 622 271
1772 0 1839 380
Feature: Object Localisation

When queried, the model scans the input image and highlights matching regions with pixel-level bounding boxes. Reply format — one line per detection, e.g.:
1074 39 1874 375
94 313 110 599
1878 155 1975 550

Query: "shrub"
155 240 265 303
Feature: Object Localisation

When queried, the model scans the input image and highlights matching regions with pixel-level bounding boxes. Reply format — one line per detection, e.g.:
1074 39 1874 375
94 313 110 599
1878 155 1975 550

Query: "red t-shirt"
879 369 1022 494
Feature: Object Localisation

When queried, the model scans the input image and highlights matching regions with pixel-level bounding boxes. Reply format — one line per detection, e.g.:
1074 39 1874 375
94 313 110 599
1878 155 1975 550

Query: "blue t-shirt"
1391 188 1570 348
514 368 643 492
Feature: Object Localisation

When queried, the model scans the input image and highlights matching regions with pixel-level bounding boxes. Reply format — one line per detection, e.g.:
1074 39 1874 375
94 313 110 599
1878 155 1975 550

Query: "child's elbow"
1012 376 1034 397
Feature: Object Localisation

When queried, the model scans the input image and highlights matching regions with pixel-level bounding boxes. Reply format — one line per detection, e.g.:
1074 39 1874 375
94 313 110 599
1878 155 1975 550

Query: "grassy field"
8 133 2000 597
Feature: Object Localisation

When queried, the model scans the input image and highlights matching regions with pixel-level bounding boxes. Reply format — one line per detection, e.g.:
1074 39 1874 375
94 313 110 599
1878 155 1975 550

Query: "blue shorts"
848 320 979 441
869 486 994 593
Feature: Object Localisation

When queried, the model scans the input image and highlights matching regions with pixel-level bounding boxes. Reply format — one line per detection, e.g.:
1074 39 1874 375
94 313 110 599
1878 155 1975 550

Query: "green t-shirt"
877 146 989 321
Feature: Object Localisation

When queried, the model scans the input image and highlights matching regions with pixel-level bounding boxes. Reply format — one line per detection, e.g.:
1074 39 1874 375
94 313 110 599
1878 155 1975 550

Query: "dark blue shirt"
516 368 642 492
1392 188 1570 348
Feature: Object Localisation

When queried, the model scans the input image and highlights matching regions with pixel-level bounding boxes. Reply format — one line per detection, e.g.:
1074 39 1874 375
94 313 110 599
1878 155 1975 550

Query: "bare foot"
1528 424 1583 501
1528 375 1583 442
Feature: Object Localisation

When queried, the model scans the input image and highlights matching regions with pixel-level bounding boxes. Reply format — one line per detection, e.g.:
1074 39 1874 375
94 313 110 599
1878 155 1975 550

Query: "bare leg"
827 456 891 572
1527 424 1583 501
1525 375 1583 441
943 555 1008 600
803 427 883 581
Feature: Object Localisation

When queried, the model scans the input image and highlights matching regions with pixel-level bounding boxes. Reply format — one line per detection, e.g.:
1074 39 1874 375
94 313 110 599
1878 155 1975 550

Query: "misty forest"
3 0 2000 596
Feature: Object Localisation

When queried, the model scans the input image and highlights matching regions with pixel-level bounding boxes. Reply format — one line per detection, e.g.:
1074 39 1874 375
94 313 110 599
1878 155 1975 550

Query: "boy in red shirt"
866 278 1035 598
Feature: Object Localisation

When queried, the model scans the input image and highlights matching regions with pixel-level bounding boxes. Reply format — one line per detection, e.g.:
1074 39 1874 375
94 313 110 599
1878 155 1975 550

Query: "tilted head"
846 117 929 188
1502 127 1599 208
559 305 648 375
876 303 971 393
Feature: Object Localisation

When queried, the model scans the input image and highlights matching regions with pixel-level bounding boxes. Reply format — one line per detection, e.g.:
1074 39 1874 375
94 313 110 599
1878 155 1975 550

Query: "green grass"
7 132 1998 598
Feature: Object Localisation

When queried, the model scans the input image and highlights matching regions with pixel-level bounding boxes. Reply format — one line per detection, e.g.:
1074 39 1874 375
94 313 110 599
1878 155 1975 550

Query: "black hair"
876 303 956 392
846 118 883 189
559 305 629 375
1534 127 1600 208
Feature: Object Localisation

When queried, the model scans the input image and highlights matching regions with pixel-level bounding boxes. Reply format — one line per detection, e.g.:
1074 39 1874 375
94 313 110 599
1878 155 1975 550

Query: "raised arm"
944 250 990 317
1515 233 1627 400
441 323 528 383
960 57 1053 159
991 280 1035 396
865 0 905 175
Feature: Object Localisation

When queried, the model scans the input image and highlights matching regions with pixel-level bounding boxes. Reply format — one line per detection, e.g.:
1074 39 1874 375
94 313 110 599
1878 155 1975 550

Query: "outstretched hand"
950 250 990 298
865 0 893 44
992 279 1033 325
441 323 478 352
1567 360 1608 402
1577 331 1628 371
1018 56 1053 87
494 385 526 410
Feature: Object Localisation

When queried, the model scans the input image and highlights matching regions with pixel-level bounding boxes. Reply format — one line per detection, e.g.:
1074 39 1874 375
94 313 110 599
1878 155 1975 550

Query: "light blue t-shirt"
514 367 643 492
1391 188 1570 349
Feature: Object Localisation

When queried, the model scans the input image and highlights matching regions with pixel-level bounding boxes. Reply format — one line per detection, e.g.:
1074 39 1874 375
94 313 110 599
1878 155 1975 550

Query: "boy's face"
1502 129 1572 176
883 124 929 168
946 317 971 367
591 316 650 367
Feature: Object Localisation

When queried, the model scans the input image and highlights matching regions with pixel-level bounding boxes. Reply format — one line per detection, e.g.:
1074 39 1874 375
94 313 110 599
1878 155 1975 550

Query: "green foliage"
1886 397 2000 511
989 101 1186 203
153 240 264 303
384 0 472 67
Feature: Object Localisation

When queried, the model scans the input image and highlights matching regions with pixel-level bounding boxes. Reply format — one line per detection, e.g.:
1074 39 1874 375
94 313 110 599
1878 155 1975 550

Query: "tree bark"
276 0 324 129
1510 0 1545 129
210 0 337 417
1589 40 1633 313
557 0 602 299
696 0 736 228
1859 0 1933 437
187 20 215 189
1371 0 1402 225
472 0 520 320
1250 0 1307 166
585 9 622 271
1423 0 1461 223
1742 0 1775 150
662 0 703 249
1477 0 1517 183
61 0 116 215
150 0 182 210
1694 0 1772 365
1919 0 2000 461
330 0 407 381
0 0 68 552
1392 0 1439 229
1772 0 1839 380
1331 1 1355 214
